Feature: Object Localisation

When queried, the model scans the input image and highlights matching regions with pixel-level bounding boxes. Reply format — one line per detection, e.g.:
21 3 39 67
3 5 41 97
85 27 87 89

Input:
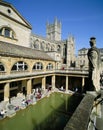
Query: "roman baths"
0 1 103 130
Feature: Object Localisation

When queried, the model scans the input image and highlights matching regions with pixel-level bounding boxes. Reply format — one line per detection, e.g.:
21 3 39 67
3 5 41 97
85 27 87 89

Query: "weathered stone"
87 37 100 91
64 93 97 130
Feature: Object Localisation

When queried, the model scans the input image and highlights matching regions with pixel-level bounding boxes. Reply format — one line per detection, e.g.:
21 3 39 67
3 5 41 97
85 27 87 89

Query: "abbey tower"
46 18 61 41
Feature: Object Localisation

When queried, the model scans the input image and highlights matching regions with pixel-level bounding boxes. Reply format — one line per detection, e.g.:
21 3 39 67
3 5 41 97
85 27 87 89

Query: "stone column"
2 28 5 35
66 76 68 91
82 77 85 92
22 80 27 95
42 77 46 90
82 77 85 87
27 79 32 95
10 30 12 38
4 82 10 101
52 75 55 89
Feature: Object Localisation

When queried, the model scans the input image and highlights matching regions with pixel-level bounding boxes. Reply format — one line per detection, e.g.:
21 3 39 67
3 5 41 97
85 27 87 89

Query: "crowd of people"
0 87 52 119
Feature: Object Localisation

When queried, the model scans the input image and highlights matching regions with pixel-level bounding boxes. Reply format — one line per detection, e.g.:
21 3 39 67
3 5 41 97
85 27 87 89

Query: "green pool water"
0 92 83 130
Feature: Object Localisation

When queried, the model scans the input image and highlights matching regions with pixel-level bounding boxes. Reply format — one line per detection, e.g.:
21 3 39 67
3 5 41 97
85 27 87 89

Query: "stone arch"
0 62 5 71
33 39 40 50
32 62 43 70
46 63 53 70
48 43 51 51
0 25 16 39
45 43 48 51
11 61 28 71
57 44 61 52
46 43 51 51
41 41 45 51
51 44 55 51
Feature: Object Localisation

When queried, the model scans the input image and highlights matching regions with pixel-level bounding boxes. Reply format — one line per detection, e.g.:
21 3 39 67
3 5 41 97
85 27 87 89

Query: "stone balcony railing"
64 92 100 130
0 69 89 81
0 70 55 81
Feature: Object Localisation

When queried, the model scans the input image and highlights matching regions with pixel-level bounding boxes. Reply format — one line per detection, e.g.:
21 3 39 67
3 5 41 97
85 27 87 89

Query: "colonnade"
3 75 55 101
2 75 85 101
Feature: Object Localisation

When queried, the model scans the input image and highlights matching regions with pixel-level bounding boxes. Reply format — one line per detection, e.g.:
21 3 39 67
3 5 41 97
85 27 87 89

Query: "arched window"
47 43 51 51
51 45 55 51
33 62 43 70
41 41 45 51
46 63 53 70
11 61 28 71
0 26 16 39
0 62 5 71
5 28 10 37
46 43 51 51
57 45 61 52
33 40 39 49
34 42 39 49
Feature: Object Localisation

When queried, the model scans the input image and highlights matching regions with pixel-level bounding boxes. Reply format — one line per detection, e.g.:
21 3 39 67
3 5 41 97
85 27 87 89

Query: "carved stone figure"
87 37 100 91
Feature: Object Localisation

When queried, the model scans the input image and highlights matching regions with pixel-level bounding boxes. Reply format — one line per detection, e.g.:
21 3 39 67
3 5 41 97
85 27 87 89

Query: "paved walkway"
96 90 103 130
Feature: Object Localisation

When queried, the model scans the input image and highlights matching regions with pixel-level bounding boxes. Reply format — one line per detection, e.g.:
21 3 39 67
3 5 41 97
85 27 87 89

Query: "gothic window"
46 44 49 51
41 42 45 51
51 45 55 51
57 45 61 52
34 43 38 49
0 62 5 71
11 61 28 71
34 40 39 49
47 43 51 51
33 62 43 70
46 63 53 70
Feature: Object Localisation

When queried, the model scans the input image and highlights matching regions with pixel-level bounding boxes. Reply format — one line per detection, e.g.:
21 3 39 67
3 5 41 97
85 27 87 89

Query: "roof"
0 41 54 61
0 1 32 29
78 48 88 51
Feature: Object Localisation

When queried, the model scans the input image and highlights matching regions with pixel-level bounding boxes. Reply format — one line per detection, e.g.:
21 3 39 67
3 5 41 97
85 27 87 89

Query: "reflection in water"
0 92 83 130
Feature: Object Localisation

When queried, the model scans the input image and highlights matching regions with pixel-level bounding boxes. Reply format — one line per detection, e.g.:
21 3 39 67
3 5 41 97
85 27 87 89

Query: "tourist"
75 87 78 92
0 109 6 118
21 99 27 106
60 86 64 91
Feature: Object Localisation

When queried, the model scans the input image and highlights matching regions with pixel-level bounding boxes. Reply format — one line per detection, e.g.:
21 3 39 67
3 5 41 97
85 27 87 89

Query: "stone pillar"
42 77 46 90
52 75 55 89
82 77 85 92
82 77 85 87
66 76 68 91
2 28 5 35
22 80 27 94
10 30 12 38
27 79 32 95
4 82 10 101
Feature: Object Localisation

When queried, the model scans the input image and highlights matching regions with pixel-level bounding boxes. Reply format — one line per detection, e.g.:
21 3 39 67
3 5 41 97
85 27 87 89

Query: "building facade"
31 19 75 68
77 47 103 74
0 1 32 47
0 1 88 102
76 48 89 69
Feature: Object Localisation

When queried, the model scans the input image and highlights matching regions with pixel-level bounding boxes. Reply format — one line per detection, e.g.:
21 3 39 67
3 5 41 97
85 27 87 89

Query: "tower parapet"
46 18 61 41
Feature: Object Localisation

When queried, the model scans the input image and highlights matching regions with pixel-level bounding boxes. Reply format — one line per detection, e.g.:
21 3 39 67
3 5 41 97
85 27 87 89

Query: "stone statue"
87 37 100 91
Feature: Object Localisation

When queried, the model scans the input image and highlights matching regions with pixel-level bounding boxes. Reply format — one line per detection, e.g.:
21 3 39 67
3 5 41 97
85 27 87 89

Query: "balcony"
0 68 89 82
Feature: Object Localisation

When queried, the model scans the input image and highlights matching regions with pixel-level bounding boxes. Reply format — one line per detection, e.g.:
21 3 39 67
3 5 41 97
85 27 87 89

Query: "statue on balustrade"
87 37 100 91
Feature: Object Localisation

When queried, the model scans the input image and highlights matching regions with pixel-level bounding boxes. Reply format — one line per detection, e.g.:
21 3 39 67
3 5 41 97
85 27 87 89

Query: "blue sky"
5 0 103 53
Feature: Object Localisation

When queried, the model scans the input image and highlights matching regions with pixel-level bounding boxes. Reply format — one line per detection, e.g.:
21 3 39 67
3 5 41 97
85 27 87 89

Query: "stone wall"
64 93 97 130
0 3 31 47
